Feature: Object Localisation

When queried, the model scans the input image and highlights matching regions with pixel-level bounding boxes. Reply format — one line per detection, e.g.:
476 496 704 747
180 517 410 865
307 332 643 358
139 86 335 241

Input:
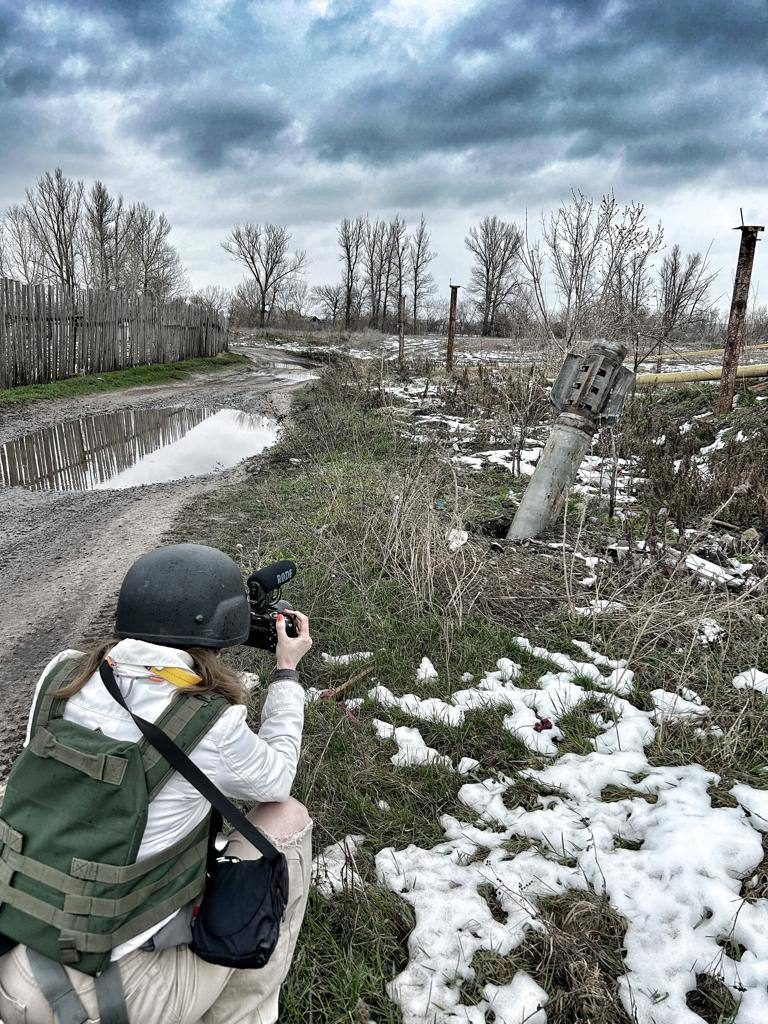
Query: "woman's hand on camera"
275 610 312 671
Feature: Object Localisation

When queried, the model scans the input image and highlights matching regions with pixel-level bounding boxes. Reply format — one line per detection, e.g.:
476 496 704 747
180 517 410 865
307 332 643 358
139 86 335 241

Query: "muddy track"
0 346 316 776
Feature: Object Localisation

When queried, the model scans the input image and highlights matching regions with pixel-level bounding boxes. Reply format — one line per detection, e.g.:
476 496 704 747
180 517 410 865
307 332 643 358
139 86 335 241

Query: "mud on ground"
0 347 317 776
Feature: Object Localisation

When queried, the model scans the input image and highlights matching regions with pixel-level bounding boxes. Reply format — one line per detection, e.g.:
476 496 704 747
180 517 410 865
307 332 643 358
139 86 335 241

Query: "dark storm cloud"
0 0 183 103
308 0 768 185
130 88 294 170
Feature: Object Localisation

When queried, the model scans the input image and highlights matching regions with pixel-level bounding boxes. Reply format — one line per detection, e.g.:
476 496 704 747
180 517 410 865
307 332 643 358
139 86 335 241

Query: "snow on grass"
367 638 768 1024
370 685 464 726
574 598 628 617
696 617 724 644
733 668 768 695
373 720 453 769
321 651 374 665
312 835 366 897
415 656 438 685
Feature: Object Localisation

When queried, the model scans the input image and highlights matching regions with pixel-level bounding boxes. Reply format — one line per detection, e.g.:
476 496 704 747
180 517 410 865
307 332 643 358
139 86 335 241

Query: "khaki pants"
0 802 313 1024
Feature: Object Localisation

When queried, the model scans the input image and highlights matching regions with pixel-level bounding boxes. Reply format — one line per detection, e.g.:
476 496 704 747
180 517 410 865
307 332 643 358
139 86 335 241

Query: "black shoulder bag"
99 661 288 969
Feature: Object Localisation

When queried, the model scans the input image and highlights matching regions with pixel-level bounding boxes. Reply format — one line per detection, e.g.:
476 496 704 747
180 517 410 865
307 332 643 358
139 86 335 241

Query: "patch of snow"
377 799 391 812
696 618 724 645
312 835 366 897
732 668 768 695
241 671 260 691
574 599 627 617
415 657 439 685
446 528 468 552
650 689 710 722
374 721 452 770
321 651 374 665
377 636 768 1024
732 785 768 832
370 685 464 726
457 757 480 775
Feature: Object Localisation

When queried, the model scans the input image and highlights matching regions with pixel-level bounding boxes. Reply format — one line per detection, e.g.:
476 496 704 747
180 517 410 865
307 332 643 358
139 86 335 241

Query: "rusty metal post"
398 292 405 368
446 284 459 373
717 223 764 413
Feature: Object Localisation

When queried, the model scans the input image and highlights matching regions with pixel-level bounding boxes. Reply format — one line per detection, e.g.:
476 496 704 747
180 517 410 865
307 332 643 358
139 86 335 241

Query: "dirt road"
0 346 315 775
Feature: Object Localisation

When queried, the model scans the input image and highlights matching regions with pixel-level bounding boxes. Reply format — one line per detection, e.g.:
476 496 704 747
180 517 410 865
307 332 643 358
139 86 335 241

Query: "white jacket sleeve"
209 680 305 802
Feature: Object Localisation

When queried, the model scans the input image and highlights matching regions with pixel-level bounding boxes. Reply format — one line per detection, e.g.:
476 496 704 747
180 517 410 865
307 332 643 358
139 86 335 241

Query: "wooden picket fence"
0 278 229 389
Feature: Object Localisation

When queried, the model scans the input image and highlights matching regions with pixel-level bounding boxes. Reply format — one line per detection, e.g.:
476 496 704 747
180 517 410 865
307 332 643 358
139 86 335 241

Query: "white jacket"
25 638 305 960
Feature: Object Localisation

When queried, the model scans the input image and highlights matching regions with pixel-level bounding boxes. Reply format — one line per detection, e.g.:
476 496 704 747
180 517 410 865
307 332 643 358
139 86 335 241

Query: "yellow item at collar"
148 665 203 688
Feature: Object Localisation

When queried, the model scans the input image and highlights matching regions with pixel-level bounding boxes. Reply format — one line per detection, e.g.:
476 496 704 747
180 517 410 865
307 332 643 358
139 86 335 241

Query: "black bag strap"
99 661 281 865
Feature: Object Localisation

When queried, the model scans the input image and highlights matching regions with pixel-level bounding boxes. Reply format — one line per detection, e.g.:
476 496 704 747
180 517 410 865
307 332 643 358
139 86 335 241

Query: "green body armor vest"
0 656 229 976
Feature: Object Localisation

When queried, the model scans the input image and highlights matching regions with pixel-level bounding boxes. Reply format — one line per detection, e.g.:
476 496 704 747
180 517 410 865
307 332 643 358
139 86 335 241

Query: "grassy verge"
176 362 767 1024
0 351 249 406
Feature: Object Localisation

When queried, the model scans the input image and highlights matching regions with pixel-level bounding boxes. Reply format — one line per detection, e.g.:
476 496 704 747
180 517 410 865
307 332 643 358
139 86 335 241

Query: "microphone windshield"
248 560 297 593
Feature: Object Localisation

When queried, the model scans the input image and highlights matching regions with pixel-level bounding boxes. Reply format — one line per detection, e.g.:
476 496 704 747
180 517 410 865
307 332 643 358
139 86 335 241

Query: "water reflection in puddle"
0 407 279 492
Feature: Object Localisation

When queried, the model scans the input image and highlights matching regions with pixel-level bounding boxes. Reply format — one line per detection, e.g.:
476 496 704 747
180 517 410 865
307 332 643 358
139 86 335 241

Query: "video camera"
245 560 299 652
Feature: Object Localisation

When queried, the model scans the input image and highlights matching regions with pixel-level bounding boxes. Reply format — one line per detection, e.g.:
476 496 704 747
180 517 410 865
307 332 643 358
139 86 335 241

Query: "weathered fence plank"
0 277 228 389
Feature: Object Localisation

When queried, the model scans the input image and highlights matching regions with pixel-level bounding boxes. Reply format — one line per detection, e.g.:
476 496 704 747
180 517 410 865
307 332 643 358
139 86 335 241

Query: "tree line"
0 168 187 301
0 174 746 357
222 212 437 334
223 193 730 361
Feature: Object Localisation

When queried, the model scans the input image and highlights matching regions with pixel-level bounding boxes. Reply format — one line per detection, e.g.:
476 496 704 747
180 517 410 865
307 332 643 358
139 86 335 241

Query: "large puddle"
0 407 279 492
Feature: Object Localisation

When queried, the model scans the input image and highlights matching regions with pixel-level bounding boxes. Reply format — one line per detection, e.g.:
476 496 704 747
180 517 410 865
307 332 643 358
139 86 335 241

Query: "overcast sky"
1 0 766 308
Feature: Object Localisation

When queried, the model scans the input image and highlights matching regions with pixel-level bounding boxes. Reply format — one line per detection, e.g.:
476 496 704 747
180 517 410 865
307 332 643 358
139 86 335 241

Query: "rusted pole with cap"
446 284 460 373
717 221 764 413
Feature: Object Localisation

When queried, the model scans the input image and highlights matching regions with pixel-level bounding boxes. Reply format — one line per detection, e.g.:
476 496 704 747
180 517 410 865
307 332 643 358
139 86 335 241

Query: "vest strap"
62 836 207 917
141 693 229 800
0 817 23 853
30 729 127 786
26 949 89 1024
70 817 208 884
139 696 200 777
0 873 204 955
0 847 92 897
30 656 85 734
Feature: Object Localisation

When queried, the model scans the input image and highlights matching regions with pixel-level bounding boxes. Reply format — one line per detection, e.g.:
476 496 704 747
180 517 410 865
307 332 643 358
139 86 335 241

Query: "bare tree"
276 274 309 325
188 284 231 320
388 215 409 332
363 217 387 327
337 216 366 330
82 182 136 290
380 217 402 328
222 223 306 327
641 245 716 368
521 192 663 349
127 203 187 299
2 204 42 284
229 278 262 326
409 213 436 332
311 283 343 322
24 168 83 288
465 215 522 335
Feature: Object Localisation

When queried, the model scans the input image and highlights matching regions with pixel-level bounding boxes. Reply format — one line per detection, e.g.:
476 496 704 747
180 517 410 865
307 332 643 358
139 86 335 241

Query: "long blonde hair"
55 640 248 705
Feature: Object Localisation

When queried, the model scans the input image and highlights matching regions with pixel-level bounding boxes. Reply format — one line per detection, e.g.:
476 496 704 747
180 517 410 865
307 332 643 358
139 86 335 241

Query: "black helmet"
115 544 250 649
